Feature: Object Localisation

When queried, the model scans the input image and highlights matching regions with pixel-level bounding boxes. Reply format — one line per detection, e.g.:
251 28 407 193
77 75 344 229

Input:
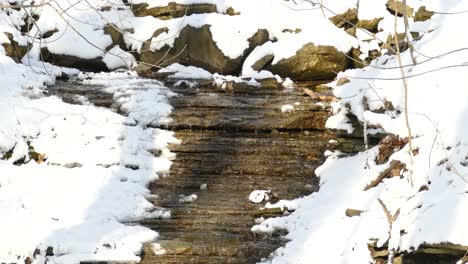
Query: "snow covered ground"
0 1 180 262
0 45 177 263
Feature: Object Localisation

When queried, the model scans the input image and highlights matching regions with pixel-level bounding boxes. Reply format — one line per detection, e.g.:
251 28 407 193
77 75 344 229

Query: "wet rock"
41 29 59 39
131 3 217 19
139 81 335 263
267 43 349 81
2 33 28 63
140 25 269 75
40 47 108 72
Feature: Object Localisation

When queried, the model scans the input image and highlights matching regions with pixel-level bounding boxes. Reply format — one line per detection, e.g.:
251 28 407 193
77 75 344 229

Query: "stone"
40 47 108 72
356 17 384 33
251 54 274 72
414 6 434 22
329 8 358 29
364 160 404 191
41 29 58 39
131 2 217 19
336 77 350 86
140 25 269 75
103 24 126 51
226 7 240 16
267 43 349 81
350 47 381 68
258 77 281 89
2 33 28 63
156 240 193 255
345 208 363 217
386 0 413 17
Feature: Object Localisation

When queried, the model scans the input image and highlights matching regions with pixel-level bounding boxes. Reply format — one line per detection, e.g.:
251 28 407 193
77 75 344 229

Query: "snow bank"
0 44 177 263
254 1 468 263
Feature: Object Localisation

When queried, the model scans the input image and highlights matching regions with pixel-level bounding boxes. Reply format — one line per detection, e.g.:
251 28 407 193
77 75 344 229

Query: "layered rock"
131 2 218 19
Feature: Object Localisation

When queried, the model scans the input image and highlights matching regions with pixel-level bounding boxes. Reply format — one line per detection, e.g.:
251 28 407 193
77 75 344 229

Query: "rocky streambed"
48 78 366 263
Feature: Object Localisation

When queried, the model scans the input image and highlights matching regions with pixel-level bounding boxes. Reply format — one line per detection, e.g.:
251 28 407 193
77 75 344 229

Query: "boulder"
131 2 217 19
267 43 349 81
2 33 28 63
140 25 269 75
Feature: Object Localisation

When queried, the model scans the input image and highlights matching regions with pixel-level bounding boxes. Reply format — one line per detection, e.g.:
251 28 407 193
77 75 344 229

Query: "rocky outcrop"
140 25 269 75
131 3 218 19
40 47 108 72
2 33 28 63
266 43 349 81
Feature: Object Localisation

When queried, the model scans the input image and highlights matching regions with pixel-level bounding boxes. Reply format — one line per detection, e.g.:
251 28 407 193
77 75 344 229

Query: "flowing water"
50 79 345 264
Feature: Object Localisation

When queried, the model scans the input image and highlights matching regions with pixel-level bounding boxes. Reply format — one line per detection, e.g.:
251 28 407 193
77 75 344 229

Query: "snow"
249 190 271 204
0 46 176 263
178 194 198 203
280 104 295 113
102 46 137 70
159 63 213 79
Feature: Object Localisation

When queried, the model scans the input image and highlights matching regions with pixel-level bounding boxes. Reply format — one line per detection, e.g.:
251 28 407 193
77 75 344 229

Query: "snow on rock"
102 46 137 70
159 63 213 79
280 104 295 113
249 190 271 204
178 194 198 203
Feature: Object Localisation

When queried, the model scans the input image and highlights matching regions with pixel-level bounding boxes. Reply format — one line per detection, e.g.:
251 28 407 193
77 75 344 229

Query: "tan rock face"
140 25 269 75
131 3 218 19
267 43 349 81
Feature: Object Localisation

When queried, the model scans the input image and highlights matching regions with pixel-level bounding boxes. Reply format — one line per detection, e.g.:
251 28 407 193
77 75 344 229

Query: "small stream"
50 79 345 264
